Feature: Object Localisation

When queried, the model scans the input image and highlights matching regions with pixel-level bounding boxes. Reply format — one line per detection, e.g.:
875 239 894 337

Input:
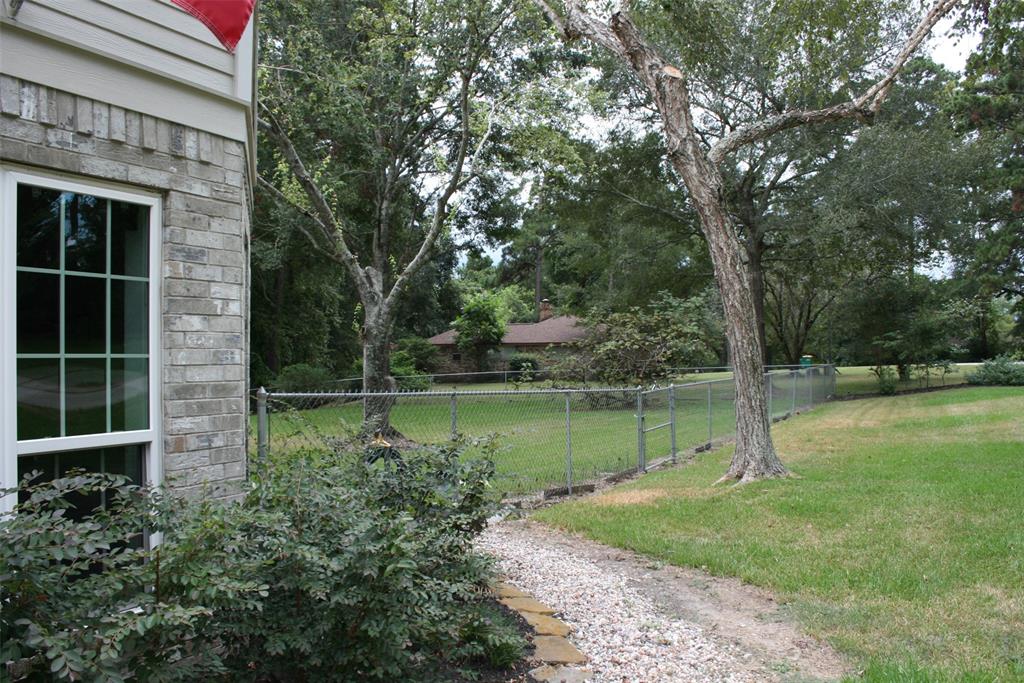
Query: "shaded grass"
534 387 1024 681
833 364 973 397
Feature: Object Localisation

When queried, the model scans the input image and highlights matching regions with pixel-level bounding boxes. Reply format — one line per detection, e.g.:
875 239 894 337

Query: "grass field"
397 364 973 397
262 369 835 494
533 386 1024 681
832 364 974 397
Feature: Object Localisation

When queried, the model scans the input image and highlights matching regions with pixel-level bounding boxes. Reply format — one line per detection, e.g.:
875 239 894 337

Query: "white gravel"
478 523 762 683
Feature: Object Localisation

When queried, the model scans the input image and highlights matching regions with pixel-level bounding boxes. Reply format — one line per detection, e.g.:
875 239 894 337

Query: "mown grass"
259 369 831 494
534 386 1024 681
262 384 744 494
832 364 974 397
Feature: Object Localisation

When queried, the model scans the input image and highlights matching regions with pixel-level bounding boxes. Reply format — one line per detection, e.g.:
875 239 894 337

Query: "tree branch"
384 73 479 316
258 106 373 296
707 0 962 165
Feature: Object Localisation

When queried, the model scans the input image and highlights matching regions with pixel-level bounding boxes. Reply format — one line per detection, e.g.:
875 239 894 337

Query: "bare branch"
384 73 477 316
532 0 627 59
257 106 372 295
257 176 348 264
707 0 963 165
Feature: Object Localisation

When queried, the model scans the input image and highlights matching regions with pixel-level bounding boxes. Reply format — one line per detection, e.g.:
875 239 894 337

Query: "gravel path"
478 520 848 683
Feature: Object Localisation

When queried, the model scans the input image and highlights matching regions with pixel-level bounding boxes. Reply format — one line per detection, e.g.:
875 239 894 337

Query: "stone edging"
492 581 592 682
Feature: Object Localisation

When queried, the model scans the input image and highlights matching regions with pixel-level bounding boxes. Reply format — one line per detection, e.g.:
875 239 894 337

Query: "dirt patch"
589 488 671 507
505 520 852 682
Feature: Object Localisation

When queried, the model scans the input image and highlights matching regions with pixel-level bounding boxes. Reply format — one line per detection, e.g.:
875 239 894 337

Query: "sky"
930 16 981 73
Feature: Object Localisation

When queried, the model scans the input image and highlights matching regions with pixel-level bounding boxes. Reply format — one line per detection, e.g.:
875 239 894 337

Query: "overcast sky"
930 16 981 74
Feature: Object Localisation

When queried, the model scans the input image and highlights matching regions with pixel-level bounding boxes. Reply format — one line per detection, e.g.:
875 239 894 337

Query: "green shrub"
395 337 440 373
1 443 524 683
508 353 541 375
391 350 432 391
0 472 257 682
274 362 334 391
871 365 899 395
967 356 1024 386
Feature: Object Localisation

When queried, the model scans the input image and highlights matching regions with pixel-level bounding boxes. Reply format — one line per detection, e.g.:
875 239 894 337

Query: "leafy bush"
2 443 523 683
564 292 718 384
508 353 541 375
274 362 334 391
871 365 899 395
395 337 440 373
391 350 432 391
0 472 256 682
967 356 1024 386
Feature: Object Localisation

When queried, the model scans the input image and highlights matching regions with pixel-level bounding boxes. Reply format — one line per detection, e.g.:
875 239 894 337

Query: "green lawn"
533 386 1024 681
833 364 975 397
261 369 833 494
264 386 739 494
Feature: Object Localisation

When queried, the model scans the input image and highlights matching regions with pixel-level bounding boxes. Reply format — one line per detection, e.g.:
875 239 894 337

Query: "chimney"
539 298 553 322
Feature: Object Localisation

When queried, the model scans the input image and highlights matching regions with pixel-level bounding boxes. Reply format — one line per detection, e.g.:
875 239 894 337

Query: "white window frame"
0 166 163 513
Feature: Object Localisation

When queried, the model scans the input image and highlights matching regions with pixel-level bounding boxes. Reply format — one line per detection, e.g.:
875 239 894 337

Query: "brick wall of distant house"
0 76 250 500
432 344 573 375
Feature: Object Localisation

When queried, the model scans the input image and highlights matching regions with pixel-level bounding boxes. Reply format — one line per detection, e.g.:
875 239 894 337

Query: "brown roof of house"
428 315 585 347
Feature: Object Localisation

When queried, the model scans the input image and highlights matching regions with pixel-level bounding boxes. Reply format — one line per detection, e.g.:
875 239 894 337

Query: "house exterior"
0 0 255 511
428 301 587 373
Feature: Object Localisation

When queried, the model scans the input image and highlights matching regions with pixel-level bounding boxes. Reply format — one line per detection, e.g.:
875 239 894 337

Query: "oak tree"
532 0 962 481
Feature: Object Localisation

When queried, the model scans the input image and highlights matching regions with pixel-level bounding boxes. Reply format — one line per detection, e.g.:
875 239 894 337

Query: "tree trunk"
745 238 769 365
684 188 788 482
362 309 396 436
534 244 544 320
267 263 289 374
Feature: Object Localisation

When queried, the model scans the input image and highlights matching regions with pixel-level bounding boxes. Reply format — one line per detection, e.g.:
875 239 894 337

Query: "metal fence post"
565 392 573 494
766 373 773 423
831 364 837 397
449 391 457 439
791 370 797 415
636 388 646 472
669 384 677 464
706 383 713 448
256 386 268 459
809 367 815 406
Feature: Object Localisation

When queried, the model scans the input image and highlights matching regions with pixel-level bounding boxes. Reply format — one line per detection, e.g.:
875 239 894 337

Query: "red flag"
171 0 255 53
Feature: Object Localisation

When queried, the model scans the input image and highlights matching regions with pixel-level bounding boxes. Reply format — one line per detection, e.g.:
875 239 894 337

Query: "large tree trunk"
745 238 769 365
362 308 396 436
679 172 788 481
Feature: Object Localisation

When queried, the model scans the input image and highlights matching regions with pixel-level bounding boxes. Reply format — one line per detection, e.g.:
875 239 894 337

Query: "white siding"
0 0 253 142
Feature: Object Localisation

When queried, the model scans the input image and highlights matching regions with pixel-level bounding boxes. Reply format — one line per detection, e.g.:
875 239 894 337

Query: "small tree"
567 292 717 384
454 295 507 371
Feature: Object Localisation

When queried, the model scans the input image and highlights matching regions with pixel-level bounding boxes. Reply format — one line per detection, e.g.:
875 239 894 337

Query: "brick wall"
0 76 251 499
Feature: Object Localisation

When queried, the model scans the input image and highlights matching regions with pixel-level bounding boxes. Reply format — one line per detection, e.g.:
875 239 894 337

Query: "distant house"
1 0 255 511
428 300 586 373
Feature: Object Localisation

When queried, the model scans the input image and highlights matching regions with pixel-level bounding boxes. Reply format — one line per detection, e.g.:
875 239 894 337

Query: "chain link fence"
254 365 836 496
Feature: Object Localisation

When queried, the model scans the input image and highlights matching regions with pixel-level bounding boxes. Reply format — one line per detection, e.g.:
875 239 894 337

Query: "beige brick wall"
0 76 251 500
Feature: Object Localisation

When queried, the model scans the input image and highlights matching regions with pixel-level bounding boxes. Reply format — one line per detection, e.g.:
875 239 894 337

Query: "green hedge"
1 442 523 682
967 356 1024 386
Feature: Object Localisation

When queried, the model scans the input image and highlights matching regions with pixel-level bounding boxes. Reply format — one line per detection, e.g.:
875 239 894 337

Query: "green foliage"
508 353 541 374
274 362 334 391
870 365 899 395
395 337 440 373
454 294 507 371
390 350 432 391
1 443 521 683
946 1 1024 337
451 603 527 669
563 292 718 384
0 473 246 682
966 355 1024 385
